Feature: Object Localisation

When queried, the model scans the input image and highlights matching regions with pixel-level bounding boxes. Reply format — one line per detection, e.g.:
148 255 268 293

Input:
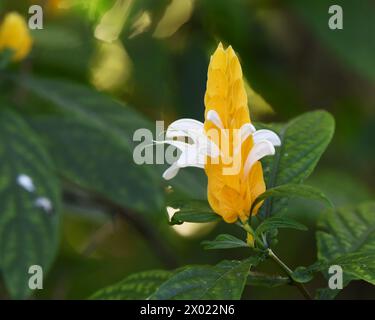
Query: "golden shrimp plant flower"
0 12 33 62
162 43 281 223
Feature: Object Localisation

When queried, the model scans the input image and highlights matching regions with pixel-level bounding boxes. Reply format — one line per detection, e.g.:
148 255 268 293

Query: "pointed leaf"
297 202 375 298
315 202 375 291
202 234 248 250
251 183 332 215
317 202 375 261
16 76 163 213
258 111 335 218
301 252 375 286
149 257 261 300
0 110 61 299
256 216 307 236
90 270 173 300
168 199 220 224
31 116 162 214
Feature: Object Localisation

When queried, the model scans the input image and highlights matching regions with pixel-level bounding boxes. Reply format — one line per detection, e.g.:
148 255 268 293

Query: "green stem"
267 249 313 300
242 223 265 249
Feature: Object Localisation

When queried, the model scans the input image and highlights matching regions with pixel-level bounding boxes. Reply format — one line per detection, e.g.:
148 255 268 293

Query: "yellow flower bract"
204 43 266 223
0 12 33 62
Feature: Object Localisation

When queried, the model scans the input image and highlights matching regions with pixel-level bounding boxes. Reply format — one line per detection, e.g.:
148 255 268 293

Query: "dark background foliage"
0 0 374 299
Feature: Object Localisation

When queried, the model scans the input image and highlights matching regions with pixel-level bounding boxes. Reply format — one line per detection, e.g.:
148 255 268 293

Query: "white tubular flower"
160 114 280 181
159 118 220 180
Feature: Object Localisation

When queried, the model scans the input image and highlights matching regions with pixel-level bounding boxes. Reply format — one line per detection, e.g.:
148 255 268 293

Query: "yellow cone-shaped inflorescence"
0 12 33 62
204 43 266 223
160 43 279 223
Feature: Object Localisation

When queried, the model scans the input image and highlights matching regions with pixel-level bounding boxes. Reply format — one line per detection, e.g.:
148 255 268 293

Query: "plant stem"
241 223 265 249
267 249 313 300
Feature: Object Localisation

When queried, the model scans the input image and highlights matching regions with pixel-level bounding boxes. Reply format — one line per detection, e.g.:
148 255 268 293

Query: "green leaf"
17 75 152 134
315 202 375 291
332 253 375 280
17 75 163 213
317 202 375 261
168 199 221 224
315 288 341 300
202 234 248 250
251 183 332 215
315 276 351 300
256 216 307 237
90 270 173 300
302 252 375 286
31 116 161 214
291 266 314 283
0 110 61 299
246 272 290 288
17 75 207 211
297 202 375 298
149 257 260 300
259 110 335 218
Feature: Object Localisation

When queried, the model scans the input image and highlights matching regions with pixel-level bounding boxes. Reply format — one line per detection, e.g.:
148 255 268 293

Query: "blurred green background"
0 0 374 299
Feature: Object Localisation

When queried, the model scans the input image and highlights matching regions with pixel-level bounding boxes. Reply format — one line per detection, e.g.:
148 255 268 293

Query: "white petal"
168 116 220 158
234 123 256 154
164 128 220 159
168 118 204 130
162 163 180 180
166 119 203 135
165 129 190 140
206 110 224 129
253 129 281 146
177 148 205 168
158 117 221 180
157 139 206 174
166 119 204 143
240 123 256 138
154 140 190 152
166 129 202 145
243 140 275 178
